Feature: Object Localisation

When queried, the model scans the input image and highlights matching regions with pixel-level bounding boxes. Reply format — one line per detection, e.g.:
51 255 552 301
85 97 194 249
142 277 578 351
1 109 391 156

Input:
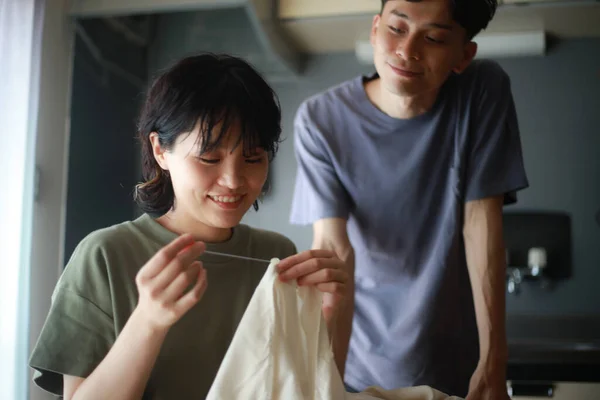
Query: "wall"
148 8 294 82
146 13 599 317
499 38 600 315
243 39 600 317
63 19 146 261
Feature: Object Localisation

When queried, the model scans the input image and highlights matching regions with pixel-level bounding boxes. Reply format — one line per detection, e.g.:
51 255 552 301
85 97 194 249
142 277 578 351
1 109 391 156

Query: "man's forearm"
464 197 508 374
468 251 508 366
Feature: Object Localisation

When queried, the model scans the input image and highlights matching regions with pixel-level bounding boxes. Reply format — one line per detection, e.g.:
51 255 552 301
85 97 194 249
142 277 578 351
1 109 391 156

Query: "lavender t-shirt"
289 60 528 396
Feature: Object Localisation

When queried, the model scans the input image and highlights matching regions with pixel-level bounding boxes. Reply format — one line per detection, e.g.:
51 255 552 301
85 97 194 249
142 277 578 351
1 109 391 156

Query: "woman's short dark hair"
134 53 282 217
380 0 498 40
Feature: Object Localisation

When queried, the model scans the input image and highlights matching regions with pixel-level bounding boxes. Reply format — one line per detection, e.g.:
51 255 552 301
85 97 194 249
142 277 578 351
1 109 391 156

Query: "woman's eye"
198 157 219 164
245 157 264 164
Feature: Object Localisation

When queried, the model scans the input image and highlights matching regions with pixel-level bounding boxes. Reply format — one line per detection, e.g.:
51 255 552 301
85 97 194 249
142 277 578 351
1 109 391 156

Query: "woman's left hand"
276 250 349 322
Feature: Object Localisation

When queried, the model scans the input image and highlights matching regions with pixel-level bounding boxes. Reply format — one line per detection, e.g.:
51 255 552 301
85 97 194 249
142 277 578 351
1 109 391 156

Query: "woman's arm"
277 217 354 378
64 235 207 400
64 309 168 400
312 218 354 378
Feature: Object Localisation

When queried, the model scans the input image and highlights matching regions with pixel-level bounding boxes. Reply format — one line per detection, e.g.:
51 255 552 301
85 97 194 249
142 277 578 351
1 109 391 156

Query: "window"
0 0 44 398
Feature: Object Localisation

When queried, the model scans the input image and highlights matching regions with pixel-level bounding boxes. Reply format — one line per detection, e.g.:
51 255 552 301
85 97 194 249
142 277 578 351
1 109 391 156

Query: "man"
289 0 529 398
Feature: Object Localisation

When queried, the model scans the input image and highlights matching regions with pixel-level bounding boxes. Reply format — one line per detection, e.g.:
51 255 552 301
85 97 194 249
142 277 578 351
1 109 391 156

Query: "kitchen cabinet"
278 0 376 19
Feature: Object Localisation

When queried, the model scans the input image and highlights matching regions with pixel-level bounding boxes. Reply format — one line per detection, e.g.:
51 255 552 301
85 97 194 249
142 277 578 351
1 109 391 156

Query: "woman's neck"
156 209 233 243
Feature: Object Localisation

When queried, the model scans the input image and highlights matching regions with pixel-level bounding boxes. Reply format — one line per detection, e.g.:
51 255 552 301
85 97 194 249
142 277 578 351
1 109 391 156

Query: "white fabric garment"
206 259 463 400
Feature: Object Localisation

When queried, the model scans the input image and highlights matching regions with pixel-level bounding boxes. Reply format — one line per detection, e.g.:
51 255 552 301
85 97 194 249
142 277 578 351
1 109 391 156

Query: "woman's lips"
208 194 245 210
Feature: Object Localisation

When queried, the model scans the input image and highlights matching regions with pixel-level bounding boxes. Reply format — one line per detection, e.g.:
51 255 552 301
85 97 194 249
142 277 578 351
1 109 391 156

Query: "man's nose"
397 34 421 61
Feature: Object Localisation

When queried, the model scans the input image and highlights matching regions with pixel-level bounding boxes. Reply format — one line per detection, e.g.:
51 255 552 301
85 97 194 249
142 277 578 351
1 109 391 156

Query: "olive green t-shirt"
29 214 297 399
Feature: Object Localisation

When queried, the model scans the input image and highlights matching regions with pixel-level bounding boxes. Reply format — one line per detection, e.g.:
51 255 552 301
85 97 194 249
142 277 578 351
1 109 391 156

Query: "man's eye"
389 26 405 34
245 157 264 164
426 36 445 44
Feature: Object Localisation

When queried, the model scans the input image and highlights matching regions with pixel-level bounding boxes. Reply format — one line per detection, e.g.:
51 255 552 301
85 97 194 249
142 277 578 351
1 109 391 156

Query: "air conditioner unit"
355 30 546 64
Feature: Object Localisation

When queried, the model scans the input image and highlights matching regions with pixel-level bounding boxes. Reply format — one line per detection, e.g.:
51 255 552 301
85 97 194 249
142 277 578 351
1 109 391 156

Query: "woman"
29 54 349 400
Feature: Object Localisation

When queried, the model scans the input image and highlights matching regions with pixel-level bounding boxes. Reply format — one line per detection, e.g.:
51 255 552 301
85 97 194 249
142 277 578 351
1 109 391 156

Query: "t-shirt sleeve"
289 101 352 225
465 61 529 204
29 236 116 395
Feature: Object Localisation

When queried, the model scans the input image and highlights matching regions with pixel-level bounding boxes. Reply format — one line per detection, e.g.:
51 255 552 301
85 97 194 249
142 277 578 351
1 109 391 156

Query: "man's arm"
463 195 509 397
313 218 355 378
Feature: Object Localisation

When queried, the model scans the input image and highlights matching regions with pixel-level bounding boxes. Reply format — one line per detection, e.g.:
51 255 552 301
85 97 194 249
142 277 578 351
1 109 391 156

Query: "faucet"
506 247 548 295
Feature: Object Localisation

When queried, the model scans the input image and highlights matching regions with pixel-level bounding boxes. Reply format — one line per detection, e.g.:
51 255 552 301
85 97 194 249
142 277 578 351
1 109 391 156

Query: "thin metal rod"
203 250 270 264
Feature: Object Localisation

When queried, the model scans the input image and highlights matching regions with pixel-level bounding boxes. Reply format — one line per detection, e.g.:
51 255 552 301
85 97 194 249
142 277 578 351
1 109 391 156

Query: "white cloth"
206 259 463 400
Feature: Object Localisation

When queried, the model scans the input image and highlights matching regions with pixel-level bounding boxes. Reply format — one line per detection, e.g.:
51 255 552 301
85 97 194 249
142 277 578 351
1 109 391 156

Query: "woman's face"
152 122 269 237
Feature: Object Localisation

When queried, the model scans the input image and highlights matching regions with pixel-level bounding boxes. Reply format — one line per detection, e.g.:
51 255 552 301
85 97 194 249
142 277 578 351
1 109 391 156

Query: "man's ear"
370 14 381 48
149 132 169 170
453 41 478 74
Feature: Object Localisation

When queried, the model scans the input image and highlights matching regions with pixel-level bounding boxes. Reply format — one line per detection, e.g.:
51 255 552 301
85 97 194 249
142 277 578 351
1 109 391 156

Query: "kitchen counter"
506 315 600 383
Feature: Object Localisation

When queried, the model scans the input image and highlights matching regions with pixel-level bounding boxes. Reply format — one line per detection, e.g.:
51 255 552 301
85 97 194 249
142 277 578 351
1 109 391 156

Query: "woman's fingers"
295 268 347 287
278 257 325 281
136 234 196 282
315 281 346 297
174 267 208 315
277 251 349 304
162 261 204 303
152 241 206 291
279 256 347 283
277 249 335 272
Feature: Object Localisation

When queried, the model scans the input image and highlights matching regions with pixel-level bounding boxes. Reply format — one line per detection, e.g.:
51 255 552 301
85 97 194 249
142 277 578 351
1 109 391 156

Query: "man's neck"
364 78 439 119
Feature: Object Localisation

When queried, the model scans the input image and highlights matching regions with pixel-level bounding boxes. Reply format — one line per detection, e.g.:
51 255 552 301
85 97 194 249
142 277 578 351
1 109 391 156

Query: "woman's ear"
149 132 169 170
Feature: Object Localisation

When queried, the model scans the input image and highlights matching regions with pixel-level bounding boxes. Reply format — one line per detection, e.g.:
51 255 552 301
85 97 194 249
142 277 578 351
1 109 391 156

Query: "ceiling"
280 0 600 53
69 0 600 79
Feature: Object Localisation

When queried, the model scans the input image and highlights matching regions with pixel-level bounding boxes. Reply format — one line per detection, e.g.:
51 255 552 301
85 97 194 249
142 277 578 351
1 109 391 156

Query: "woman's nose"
217 163 245 189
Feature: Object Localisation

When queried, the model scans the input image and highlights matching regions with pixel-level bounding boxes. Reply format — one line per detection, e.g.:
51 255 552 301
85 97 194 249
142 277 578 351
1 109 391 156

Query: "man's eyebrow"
389 9 454 31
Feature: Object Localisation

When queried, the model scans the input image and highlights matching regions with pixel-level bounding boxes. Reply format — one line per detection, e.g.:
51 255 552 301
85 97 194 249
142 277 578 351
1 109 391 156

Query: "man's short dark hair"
380 0 498 40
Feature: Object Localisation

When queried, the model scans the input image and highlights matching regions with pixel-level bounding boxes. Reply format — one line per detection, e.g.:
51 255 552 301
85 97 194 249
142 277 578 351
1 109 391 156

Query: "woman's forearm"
69 308 168 400
331 247 354 377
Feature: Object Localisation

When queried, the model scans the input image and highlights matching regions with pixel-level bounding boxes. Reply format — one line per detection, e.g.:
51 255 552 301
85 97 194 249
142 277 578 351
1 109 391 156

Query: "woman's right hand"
134 234 208 332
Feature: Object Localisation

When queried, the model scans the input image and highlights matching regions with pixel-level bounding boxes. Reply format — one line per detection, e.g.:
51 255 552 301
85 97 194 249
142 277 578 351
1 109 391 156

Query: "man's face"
371 0 477 97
